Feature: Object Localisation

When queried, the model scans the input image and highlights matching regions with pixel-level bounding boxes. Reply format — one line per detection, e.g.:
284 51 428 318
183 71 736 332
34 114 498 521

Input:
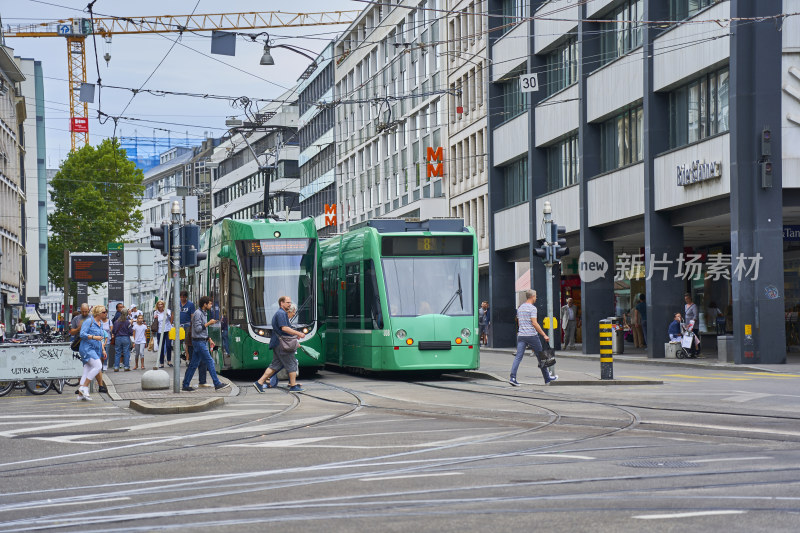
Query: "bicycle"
0 379 61 397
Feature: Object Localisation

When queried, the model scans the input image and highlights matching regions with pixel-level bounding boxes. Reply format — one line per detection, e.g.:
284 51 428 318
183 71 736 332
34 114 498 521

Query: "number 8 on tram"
320 218 479 372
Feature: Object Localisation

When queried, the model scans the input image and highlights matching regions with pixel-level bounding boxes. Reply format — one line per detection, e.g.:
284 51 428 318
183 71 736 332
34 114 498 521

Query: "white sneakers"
77 387 92 401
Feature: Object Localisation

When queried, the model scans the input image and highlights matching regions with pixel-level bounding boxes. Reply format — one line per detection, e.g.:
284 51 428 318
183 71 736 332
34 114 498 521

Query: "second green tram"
189 218 325 372
320 218 480 372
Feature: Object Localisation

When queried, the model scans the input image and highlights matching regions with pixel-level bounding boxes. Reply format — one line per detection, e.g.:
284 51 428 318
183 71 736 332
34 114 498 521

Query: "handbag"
151 315 159 333
278 334 299 354
536 346 557 368
70 337 81 351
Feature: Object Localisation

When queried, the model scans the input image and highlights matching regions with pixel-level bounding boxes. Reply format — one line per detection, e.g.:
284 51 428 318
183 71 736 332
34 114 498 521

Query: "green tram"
320 218 480 372
189 218 325 372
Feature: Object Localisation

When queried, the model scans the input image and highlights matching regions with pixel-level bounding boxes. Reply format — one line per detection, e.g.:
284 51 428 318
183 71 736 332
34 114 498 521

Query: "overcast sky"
2 0 359 166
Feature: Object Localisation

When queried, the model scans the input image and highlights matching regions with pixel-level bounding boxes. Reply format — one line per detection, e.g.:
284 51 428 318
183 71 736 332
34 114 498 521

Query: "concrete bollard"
142 369 171 390
599 319 613 379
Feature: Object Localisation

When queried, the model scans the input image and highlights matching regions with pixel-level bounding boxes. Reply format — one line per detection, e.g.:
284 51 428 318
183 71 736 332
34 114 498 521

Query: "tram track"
3 377 800 531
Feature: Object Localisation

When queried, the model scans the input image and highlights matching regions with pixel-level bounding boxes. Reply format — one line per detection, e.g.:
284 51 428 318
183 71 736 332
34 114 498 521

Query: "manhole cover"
620 460 696 468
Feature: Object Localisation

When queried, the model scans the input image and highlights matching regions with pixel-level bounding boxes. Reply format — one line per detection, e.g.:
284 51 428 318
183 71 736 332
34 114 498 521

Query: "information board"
0 343 83 380
70 254 108 282
381 236 473 256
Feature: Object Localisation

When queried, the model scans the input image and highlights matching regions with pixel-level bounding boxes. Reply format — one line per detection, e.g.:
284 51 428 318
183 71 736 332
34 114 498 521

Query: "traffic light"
551 224 569 260
149 224 170 256
179 224 207 268
534 238 551 264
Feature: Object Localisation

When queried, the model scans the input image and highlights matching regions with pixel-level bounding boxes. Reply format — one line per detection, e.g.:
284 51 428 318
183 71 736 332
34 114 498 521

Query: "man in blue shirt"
253 296 306 393
668 313 683 342
179 291 195 364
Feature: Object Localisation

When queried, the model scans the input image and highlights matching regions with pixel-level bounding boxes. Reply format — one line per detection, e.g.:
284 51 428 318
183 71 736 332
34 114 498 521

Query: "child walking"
132 315 148 370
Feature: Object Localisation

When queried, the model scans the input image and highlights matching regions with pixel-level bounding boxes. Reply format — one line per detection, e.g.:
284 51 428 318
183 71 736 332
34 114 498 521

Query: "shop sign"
7 293 20 305
783 225 800 241
324 204 337 227
426 147 443 178
677 160 721 186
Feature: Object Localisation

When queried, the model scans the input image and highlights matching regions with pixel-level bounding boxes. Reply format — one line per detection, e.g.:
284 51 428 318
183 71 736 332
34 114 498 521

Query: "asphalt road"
1 358 800 532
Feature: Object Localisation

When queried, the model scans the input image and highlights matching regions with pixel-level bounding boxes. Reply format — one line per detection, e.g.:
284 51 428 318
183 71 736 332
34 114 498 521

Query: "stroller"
676 320 699 359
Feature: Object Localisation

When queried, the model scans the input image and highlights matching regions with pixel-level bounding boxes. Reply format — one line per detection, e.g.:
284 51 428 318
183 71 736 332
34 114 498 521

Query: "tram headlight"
258 329 265 336
461 328 471 339
273 231 281 238
406 338 414 345
395 329 407 339
302 327 309 334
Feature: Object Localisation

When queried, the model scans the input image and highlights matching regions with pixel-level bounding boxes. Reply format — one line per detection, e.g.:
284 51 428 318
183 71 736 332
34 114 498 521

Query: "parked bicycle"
0 379 65 397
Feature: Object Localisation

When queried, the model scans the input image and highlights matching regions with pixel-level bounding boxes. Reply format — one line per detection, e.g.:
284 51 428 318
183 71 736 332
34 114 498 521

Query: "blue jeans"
159 332 172 364
183 341 221 388
511 335 551 383
114 336 131 369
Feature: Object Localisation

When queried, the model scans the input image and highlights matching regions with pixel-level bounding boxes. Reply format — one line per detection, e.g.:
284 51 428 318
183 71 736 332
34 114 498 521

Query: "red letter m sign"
324 204 337 226
426 146 444 178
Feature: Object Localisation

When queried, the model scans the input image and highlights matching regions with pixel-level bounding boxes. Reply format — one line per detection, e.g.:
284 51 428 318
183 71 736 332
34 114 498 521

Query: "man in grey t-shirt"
509 290 557 386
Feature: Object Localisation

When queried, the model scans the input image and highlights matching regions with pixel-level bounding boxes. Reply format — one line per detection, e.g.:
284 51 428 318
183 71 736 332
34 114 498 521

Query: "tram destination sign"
382 236 473 256
245 239 310 256
70 253 108 282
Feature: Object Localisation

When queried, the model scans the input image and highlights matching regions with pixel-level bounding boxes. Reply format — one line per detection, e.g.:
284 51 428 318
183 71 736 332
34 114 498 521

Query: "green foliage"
48 139 144 287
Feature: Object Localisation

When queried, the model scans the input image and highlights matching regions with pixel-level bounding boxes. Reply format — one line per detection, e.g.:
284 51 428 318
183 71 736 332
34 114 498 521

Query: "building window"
670 0 714 20
500 157 528 208
669 67 729 149
600 105 643 172
500 78 529 124
501 0 526 35
545 37 578 97
601 0 643 65
546 134 579 192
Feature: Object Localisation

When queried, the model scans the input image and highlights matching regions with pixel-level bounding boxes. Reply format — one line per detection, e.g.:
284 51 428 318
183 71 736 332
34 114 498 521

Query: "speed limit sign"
519 73 539 93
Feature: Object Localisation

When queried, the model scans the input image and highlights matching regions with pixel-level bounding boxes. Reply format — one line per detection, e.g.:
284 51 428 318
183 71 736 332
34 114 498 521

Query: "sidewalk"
472 345 800 383
99 346 238 413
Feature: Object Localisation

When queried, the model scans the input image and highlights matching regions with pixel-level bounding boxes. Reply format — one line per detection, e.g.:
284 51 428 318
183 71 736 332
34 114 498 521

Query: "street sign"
519 73 539 93
70 254 108 282
124 244 156 281
108 243 124 305
57 24 71 35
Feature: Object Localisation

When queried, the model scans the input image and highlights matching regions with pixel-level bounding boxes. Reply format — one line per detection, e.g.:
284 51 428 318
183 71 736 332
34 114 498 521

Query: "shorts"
479 324 488 335
269 349 299 374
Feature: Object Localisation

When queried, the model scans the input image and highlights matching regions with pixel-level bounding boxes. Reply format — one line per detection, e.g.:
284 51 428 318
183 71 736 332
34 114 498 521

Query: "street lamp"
252 33 318 79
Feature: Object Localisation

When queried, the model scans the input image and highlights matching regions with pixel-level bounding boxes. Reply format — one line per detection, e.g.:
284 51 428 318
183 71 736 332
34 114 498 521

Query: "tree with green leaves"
48 139 144 290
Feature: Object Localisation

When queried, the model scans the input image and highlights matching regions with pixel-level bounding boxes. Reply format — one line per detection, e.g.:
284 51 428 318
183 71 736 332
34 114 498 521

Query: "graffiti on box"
0 343 83 381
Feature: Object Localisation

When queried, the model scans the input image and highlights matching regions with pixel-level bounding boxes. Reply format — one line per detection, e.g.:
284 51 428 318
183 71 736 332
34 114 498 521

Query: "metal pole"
170 201 182 393
543 204 555 348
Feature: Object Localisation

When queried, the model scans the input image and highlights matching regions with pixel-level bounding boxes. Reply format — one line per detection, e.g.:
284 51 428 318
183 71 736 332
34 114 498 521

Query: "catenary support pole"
171 201 182 393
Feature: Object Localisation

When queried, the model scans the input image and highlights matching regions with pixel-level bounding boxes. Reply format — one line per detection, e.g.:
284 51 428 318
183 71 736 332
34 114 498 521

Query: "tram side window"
324 268 339 319
345 263 361 329
364 260 383 330
230 261 246 322
210 267 220 320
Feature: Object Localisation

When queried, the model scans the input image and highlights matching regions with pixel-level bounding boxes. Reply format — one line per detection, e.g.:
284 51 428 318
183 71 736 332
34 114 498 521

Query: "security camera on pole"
534 201 569 348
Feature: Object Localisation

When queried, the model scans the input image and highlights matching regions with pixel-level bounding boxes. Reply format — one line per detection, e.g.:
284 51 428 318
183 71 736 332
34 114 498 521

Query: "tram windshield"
382 257 474 317
238 239 315 327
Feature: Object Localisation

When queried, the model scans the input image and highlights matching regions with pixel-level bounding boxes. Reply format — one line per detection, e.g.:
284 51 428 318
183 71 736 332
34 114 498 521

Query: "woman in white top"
132 315 148 369
153 300 173 368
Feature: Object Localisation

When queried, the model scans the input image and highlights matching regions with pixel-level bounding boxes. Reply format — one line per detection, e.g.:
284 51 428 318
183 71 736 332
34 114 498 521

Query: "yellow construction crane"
5 11 358 151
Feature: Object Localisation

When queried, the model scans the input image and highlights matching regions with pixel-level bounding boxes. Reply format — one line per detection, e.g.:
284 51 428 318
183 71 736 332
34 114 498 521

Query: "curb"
128 397 224 415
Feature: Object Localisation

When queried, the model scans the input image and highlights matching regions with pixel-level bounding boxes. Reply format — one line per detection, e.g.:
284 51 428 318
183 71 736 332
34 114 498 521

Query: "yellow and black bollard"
599 319 613 379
